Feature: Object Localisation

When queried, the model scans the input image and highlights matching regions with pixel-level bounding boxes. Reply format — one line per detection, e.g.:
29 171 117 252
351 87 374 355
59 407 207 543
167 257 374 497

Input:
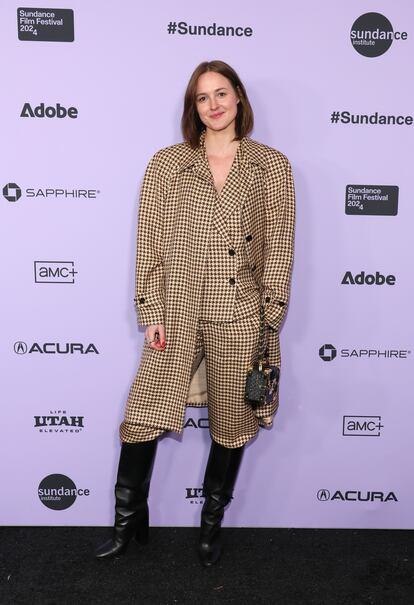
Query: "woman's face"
195 71 240 134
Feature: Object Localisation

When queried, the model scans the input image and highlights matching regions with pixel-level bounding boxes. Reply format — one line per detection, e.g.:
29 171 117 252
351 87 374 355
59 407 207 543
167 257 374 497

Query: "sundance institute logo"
350 13 407 57
38 474 90 510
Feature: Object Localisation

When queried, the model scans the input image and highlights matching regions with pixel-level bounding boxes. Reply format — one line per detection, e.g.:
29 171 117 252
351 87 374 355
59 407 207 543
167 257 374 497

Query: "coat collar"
176 130 265 249
178 129 267 172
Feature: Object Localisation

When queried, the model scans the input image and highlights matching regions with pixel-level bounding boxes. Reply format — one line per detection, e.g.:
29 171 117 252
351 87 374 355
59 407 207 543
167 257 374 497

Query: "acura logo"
317 489 331 501
14 341 28 354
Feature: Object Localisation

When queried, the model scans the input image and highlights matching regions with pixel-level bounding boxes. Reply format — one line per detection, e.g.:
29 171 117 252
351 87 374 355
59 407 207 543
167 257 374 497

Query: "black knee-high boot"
198 439 244 567
95 439 158 559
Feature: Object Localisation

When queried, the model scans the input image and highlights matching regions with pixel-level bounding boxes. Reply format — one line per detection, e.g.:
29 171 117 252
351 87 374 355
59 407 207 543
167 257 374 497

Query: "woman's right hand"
144 324 166 351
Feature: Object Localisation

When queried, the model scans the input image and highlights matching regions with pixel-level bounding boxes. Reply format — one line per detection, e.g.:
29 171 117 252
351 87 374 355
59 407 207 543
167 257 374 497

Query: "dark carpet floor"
0 527 413 605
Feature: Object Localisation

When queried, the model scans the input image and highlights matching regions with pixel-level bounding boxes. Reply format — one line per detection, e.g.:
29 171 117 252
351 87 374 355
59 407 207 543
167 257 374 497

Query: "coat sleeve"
261 154 296 331
133 151 166 327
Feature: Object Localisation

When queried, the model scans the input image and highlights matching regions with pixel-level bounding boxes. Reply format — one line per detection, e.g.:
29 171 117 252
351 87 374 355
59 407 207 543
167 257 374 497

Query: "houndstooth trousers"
119 311 276 448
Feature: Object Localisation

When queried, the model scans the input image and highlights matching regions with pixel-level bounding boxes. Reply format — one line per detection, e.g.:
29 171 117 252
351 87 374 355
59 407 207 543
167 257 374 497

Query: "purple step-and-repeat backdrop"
1 1 413 527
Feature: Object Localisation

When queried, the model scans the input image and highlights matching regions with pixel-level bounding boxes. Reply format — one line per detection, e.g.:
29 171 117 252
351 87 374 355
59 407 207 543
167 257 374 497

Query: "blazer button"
228 248 235 256
265 296 271 303
245 234 253 242
229 277 236 285
251 264 256 271
139 297 145 304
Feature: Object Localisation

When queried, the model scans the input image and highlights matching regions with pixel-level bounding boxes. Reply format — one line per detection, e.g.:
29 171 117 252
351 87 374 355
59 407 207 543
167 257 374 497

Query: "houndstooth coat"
126 129 295 434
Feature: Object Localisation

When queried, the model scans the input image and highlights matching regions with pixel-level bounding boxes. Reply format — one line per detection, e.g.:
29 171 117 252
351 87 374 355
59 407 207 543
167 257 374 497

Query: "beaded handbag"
244 300 280 410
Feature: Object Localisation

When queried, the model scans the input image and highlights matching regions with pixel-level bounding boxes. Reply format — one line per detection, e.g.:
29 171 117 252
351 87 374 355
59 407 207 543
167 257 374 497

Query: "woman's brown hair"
181 60 254 148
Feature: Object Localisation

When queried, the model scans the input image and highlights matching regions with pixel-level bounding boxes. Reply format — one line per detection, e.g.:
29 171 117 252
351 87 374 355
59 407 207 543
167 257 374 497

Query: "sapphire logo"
3 184 100 204
319 344 410 361
319 344 337 362
3 183 22 202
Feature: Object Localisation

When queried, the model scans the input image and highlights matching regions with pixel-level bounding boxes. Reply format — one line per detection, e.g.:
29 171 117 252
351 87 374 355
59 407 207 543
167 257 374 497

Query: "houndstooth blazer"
133 129 295 331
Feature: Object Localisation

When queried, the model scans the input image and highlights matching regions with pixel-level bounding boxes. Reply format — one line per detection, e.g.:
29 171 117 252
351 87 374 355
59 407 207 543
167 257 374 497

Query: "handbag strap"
257 285 269 369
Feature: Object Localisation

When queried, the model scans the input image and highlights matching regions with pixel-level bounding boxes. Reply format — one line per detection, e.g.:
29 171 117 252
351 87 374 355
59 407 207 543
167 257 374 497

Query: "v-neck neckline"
202 138 242 199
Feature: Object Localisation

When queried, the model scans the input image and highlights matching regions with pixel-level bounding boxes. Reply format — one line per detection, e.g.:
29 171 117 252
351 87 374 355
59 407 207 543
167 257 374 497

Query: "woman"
95 60 295 566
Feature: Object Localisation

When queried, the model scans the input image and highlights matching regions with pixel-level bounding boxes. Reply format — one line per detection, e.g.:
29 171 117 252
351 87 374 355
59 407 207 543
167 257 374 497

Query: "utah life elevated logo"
185 487 205 504
350 13 407 57
34 410 84 434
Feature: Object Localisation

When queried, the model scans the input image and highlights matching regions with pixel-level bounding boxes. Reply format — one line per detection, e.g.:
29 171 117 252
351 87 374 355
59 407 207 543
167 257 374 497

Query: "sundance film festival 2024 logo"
350 13 407 57
38 474 89 510
319 344 411 362
17 8 74 42
345 185 399 216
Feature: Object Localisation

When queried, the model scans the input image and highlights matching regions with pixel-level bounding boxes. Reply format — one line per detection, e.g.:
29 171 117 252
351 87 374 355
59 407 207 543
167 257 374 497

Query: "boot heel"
135 524 149 545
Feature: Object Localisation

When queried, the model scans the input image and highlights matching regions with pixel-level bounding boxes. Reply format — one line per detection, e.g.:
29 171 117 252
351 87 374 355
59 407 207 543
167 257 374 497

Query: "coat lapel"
212 136 266 246
178 131 266 248
212 150 259 246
